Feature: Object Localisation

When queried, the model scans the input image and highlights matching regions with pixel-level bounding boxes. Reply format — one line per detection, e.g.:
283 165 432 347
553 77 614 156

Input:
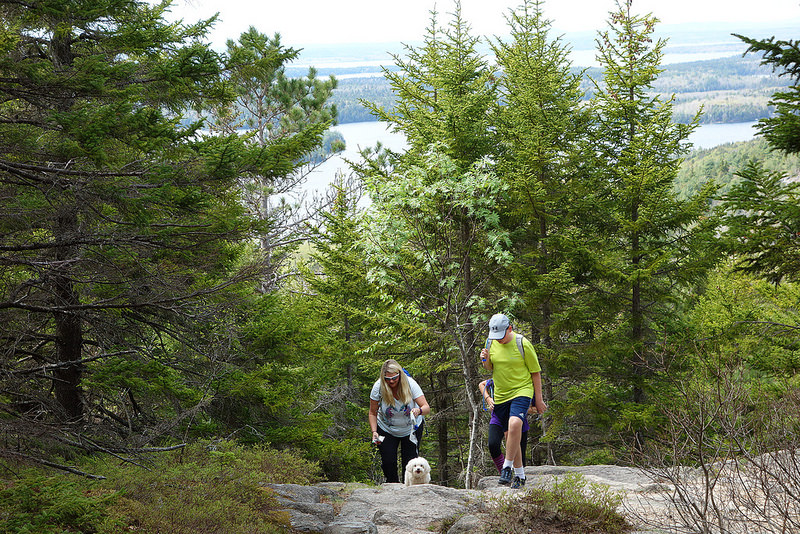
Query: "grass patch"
483 473 633 534
432 510 465 533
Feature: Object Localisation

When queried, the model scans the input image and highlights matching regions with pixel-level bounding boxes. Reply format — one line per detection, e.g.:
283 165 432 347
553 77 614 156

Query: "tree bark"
435 371 449 485
459 218 484 488
52 214 84 421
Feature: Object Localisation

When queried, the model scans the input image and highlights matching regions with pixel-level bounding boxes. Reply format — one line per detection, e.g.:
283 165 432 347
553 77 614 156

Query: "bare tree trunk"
53 306 83 421
47 27 83 423
459 325 484 488
52 210 83 422
537 215 555 465
435 371 449 485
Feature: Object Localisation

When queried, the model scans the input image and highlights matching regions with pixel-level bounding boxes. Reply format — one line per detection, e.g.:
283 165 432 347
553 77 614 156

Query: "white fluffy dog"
404 457 431 486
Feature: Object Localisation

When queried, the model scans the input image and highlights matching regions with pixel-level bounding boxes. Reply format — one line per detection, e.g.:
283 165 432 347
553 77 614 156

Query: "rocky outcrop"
332 483 479 534
264 483 341 532
264 465 673 533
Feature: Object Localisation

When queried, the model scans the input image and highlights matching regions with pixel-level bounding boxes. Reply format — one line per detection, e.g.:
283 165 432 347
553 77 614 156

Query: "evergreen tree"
491 0 595 463
720 31 800 284
305 184 373 373
365 5 496 168
587 0 719 447
209 28 340 288
734 33 800 155
0 0 320 458
359 2 506 487
300 181 409 481
720 162 800 284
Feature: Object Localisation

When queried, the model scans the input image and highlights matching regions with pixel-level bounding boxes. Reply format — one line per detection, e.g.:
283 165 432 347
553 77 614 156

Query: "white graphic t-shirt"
370 375 424 437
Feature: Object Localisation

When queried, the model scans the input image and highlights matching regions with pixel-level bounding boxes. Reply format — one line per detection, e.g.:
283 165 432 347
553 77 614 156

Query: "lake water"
305 121 407 196
305 120 759 197
688 121 759 150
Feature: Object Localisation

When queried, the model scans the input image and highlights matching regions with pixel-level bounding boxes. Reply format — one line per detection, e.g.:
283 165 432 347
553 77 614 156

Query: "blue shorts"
492 396 532 432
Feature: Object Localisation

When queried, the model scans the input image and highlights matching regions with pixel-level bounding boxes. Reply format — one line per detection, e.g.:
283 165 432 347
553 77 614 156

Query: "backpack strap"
485 335 526 358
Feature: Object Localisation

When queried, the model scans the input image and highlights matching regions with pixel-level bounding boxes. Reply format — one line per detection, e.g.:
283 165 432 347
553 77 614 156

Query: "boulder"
265 466 677 533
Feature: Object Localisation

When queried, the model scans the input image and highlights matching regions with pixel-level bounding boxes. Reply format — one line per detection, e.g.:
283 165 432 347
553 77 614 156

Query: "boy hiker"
480 313 547 488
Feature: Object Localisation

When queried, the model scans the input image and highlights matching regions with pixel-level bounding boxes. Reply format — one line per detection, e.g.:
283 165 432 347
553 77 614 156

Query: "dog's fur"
404 457 431 486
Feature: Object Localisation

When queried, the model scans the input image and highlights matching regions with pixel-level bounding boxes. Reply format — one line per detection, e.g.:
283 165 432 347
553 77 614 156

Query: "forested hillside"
663 55 792 123
2 1 799 533
678 137 800 197
330 54 791 125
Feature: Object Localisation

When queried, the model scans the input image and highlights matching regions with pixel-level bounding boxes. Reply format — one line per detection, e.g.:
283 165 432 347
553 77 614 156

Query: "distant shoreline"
291 18 799 70
291 48 743 73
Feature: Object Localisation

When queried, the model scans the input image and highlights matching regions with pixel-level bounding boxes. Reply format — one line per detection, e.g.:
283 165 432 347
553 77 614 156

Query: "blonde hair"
379 359 413 406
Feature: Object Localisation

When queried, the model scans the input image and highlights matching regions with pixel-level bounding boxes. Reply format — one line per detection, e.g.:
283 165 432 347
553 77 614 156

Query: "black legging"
376 421 425 483
488 423 528 465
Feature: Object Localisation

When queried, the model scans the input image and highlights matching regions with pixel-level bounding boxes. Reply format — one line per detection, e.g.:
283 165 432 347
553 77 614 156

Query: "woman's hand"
413 395 430 417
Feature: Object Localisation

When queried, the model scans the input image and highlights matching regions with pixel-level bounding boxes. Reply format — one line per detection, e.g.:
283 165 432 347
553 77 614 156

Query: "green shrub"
0 473 122 534
308 437 373 483
580 448 617 466
483 473 632 534
0 440 322 534
93 440 319 532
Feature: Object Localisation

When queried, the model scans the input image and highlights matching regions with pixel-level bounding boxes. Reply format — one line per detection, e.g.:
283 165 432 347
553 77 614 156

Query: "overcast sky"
166 0 800 47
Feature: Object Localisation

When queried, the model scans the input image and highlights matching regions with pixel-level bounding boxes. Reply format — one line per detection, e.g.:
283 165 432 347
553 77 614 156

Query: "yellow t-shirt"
489 333 541 404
